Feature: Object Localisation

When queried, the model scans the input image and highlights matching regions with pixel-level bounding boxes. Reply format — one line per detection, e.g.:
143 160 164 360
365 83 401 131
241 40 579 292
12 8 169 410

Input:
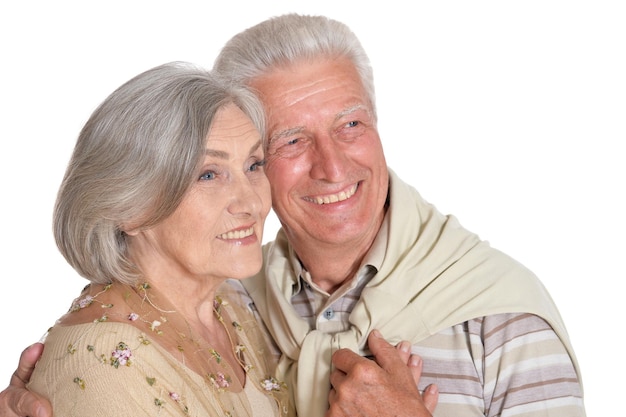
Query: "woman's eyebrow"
204 139 263 158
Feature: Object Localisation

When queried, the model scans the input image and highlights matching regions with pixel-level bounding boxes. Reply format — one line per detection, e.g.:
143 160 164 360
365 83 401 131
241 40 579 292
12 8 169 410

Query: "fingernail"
409 356 422 367
372 329 382 338
398 341 411 353
427 384 438 395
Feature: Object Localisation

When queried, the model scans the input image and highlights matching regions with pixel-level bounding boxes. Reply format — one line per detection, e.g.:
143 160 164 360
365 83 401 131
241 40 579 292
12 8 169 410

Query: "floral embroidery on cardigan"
52 282 288 415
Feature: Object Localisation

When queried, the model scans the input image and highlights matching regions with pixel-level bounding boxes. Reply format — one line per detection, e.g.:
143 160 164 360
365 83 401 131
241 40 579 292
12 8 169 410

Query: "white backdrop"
1 1 623 415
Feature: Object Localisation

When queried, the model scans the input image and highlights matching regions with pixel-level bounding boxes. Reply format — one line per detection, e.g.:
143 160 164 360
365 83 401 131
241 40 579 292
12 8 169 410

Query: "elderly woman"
25 62 289 416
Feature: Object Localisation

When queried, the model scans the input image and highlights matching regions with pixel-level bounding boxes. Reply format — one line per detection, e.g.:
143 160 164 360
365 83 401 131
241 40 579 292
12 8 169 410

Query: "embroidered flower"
70 295 94 311
73 377 86 390
94 314 108 323
150 320 162 333
209 371 231 389
169 391 189 414
128 312 139 321
261 377 284 392
79 295 94 308
110 342 132 368
209 348 222 364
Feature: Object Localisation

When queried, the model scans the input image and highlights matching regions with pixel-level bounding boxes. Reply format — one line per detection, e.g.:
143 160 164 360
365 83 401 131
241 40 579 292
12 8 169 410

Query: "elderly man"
1 13 585 417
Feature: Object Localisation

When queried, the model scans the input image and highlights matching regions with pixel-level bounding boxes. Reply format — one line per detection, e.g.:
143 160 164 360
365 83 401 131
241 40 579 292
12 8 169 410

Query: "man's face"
250 57 389 251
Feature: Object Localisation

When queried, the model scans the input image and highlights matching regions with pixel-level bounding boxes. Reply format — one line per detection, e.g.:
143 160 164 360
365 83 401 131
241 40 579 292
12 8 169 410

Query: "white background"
1 1 623 415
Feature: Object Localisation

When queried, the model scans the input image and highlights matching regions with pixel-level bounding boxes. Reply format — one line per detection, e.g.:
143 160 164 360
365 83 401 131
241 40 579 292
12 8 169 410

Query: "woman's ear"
120 224 141 236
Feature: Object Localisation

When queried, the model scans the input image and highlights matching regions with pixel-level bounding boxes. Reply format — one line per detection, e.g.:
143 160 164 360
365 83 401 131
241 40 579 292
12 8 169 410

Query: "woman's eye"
249 159 267 172
199 171 216 181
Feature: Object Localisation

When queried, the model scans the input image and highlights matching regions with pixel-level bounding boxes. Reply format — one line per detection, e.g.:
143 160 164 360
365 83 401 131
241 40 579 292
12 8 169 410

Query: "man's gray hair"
213 13 377 119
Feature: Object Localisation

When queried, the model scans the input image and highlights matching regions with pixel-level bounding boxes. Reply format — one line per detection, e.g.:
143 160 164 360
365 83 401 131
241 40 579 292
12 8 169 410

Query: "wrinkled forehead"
251 57 372 119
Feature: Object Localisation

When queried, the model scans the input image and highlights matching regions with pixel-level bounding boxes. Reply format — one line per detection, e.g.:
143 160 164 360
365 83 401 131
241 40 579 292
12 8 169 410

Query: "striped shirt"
286 266 585 417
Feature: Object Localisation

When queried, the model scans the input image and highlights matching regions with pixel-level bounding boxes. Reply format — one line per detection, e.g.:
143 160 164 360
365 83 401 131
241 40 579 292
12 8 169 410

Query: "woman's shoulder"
30 320 196 416
41 320 148 363
53 283 131 326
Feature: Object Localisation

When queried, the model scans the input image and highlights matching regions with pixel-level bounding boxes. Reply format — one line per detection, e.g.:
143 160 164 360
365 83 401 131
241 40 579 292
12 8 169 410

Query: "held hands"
327 330 438 417
0 343 51 417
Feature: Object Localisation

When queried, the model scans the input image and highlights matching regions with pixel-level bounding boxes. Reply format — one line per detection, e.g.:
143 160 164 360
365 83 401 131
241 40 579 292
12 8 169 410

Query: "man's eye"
267 135 308 157
346 121 359 128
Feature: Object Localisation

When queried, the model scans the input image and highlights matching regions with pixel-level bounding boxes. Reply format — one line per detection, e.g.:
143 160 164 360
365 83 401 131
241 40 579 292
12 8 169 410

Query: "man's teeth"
310 184 357 205
219 227 254 240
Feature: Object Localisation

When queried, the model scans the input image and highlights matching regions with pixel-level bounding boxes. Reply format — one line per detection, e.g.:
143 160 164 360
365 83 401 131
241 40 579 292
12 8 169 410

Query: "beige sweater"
28 285 286 417
243 169 579 417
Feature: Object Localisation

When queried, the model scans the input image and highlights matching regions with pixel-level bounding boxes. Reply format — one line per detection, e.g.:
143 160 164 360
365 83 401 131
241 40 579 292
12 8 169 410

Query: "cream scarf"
243 169 579 417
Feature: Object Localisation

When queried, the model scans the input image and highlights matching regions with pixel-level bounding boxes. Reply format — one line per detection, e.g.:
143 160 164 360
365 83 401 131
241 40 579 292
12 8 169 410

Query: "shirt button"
323 308 335 320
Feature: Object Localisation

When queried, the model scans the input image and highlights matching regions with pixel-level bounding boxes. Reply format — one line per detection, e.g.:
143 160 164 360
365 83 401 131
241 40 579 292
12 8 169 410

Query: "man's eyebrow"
268 105 369 143
269 126 304 143
335 104 368 122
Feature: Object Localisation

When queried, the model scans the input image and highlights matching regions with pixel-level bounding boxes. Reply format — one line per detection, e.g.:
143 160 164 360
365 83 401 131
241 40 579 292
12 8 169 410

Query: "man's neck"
288 234 376 294
285 192 389 294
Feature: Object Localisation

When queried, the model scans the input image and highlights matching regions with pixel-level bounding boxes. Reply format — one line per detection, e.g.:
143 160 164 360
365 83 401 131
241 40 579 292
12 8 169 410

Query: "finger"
422 384 439 414
407 354 423 387
326 388 346 417
328 385 336 404
10 343 44 387
367 329 404 372
328 367 347 393
6 386 52 417
331 347 365 374
4 343 52 417
395 340 412 365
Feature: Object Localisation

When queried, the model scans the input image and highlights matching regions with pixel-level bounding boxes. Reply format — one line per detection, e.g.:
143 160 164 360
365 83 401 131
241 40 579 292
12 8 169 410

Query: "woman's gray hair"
54 62 265 285
213 13 377 119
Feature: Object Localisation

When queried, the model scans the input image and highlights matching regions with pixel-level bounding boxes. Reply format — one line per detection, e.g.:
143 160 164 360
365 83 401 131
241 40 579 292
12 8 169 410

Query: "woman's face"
127 103 271 286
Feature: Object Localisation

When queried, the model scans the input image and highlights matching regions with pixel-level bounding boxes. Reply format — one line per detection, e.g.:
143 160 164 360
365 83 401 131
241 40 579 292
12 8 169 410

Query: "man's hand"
0 343 52 417
392 339 438 413
327 330 438 417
